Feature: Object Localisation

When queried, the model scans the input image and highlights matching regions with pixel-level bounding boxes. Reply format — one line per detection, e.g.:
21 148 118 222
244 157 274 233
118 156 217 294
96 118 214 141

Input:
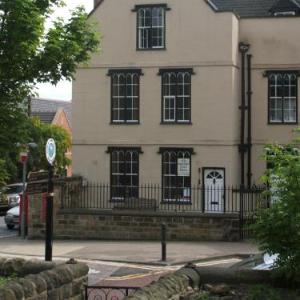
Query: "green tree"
0 0 99 181
27 117 71 175
0 159 8 200
252 131 300 286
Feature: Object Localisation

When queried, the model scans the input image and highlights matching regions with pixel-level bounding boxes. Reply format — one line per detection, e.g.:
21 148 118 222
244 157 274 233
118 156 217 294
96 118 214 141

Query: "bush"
252 136 300 286
247 284 280 300
0 159 8 196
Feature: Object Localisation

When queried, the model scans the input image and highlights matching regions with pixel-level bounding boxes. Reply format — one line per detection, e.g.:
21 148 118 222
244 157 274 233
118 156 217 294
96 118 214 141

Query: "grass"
247 285 281 300
0 277 9 286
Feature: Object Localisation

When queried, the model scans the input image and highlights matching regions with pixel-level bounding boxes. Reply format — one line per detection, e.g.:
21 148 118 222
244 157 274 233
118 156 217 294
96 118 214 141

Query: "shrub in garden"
252 132 300 286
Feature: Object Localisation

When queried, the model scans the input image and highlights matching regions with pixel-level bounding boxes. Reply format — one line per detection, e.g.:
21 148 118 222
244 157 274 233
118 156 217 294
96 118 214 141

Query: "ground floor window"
160 148 193 202
108 147 141 201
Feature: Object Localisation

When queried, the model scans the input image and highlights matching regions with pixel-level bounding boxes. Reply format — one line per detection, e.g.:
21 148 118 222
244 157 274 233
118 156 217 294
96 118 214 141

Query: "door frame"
202 167 226 213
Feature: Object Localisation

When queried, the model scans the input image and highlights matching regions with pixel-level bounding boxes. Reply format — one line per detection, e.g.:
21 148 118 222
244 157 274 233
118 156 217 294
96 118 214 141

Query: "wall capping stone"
0 258 88 300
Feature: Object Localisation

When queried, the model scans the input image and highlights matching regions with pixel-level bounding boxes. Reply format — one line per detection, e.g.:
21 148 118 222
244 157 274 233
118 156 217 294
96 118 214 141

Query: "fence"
60 181 267 215
85 285 139 300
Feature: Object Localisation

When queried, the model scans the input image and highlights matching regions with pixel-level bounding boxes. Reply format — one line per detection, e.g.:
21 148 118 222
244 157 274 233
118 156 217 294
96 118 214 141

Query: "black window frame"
107 146 142 202
159 147 194 204
133 4 170 51
159 68 194 124
108 69 143 124
264 70 299 125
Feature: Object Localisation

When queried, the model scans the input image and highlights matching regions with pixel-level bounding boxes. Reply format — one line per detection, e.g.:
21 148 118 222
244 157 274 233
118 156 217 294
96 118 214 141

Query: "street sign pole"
20 152 28 239
45 139 56 262
45 164 54 261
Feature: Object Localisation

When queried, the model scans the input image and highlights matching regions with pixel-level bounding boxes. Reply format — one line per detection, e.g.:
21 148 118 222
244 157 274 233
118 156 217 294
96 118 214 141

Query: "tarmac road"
0 216 18 239
0 235 246 299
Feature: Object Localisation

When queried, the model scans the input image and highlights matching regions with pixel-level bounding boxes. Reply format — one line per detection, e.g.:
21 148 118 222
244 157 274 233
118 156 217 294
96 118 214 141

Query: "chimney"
94 0 101 7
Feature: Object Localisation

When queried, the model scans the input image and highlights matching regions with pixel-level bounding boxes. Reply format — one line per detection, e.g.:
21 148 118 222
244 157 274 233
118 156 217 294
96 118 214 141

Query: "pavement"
0 236 259 265
0 216 260 288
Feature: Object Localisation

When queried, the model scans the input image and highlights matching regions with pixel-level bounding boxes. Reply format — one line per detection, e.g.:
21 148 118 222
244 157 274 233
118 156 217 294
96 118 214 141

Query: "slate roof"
31 111 57 124
208 0 300 18
30 98 72 126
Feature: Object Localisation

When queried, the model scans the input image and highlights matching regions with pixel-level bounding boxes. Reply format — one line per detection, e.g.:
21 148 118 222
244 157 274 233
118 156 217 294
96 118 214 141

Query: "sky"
36 0 94 102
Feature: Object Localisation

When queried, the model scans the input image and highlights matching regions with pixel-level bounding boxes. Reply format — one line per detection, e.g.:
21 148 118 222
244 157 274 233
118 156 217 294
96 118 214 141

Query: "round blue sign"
46 138 56 165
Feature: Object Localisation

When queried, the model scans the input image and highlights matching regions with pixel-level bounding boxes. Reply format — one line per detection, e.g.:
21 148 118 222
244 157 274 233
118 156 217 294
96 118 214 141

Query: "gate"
85 285 139 300
239 187 267 240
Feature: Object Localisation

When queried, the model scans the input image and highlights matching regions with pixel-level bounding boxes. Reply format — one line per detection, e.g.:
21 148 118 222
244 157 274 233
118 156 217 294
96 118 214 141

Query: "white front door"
204 169 225 213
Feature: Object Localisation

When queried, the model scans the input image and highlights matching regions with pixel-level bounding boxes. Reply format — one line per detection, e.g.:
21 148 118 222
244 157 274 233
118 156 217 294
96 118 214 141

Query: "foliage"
0 0 100 182
0 159 9 202
247 285 280 300
27 117 71 175
0 273 18 286
252 130 300 286
0 277 8 286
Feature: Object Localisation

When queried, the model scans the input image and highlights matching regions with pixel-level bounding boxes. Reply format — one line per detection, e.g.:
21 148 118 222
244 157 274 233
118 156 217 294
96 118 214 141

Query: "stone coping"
58 208 239 218
0 258 88 300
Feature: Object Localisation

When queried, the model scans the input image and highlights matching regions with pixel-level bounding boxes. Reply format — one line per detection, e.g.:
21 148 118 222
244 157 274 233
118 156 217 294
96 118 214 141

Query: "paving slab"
0 236 259 265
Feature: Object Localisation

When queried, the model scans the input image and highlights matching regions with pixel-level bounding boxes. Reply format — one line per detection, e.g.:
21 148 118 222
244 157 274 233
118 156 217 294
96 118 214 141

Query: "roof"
90 0 300 18
30 98 72 126
31 111 57 124
89 0 105 17
207 0 300 18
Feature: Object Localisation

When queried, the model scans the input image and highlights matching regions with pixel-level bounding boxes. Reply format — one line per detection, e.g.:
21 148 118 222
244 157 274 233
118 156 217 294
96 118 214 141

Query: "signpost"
45 139 56 262
20 152 28 239
27 171 49 195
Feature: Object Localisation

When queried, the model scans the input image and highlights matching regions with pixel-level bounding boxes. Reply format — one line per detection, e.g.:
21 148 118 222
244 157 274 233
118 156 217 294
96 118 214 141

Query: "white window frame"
137 6 165 50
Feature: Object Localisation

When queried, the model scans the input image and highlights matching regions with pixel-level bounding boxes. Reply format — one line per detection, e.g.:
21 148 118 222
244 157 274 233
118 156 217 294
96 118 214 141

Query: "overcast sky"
36 0 94 102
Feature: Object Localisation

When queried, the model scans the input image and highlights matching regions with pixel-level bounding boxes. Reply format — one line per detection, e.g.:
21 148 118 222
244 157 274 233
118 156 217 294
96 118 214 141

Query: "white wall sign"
45 138 56 165
177 158 190 176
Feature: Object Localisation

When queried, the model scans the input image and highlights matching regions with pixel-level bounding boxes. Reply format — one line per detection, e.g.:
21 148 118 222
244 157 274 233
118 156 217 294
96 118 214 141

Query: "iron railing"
60 182 267 214
85 285 139 300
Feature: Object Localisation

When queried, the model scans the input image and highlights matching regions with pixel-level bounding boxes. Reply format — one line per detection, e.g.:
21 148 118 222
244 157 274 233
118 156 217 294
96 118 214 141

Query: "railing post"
239 185 245 240
125 186 129 201
85 285 88 300
161 223 167 262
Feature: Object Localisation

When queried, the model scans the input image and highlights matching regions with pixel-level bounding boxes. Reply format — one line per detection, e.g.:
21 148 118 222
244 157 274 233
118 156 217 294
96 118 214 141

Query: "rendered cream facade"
72 0 300 187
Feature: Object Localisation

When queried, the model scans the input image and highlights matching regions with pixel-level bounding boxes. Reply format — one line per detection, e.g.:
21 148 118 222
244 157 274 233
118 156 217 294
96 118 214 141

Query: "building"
30 98 72 176
72 0 300 211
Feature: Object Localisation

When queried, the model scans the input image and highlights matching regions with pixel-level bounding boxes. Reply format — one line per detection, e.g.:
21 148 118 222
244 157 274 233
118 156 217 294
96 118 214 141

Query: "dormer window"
133 4 169 50
270 0 300 17
273 11 296 16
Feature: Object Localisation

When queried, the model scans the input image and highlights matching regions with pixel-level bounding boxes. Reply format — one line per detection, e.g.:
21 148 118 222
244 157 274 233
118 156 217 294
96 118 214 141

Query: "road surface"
0 216 18 239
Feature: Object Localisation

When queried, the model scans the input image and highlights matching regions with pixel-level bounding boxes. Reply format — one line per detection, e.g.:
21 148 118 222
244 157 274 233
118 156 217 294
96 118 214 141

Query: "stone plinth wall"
28 184 240 241
0 258 88 300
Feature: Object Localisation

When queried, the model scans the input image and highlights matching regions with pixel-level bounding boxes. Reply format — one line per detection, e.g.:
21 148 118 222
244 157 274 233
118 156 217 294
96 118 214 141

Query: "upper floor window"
108 69 142 124
267 71 298 124
134 4 169 50
159 69 193 124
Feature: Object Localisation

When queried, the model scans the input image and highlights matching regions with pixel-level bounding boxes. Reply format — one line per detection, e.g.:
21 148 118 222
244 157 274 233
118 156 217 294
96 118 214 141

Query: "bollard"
161 223 167 261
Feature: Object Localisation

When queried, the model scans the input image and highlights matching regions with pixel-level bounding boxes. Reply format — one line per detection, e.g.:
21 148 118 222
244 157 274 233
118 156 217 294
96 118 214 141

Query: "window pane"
283 97 296 122
112 74 126 122
162 150 191 202
270 98 283 122
111 72 139 123
138 6 164 49
111 149 139 200
163 96 175 121
269 73 298 123
177 73 191 122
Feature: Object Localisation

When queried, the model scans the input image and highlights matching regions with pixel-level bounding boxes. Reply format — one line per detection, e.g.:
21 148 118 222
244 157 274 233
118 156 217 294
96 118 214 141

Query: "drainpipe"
239 42 250 188
247 54 252 188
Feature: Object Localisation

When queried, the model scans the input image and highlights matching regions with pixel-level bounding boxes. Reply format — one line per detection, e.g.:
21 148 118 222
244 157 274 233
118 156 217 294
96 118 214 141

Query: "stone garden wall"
27 184 240 241
0 258 88 300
